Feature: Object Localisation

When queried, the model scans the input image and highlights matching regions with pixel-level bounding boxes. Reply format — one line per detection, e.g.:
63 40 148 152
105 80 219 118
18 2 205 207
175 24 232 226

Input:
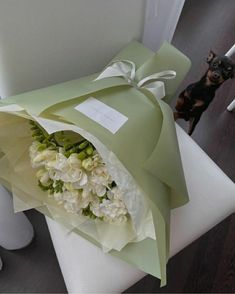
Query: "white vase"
0 185 34 250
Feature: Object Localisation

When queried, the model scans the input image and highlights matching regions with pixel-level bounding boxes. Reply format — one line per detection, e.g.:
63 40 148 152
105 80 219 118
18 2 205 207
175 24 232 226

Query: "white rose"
29 142 55 168
92 152 103 165
67 154 82 168
93 184 107 197
45 152 87 185
45 152 67 171
36 168 50 186
89 166 112 197
60 168 88 184
81 154 102 171
90 199 104 218
62 190 81 213
91 166 111 183
97 196 128 224
33 149 57 168
79 189 94 209
82 157 94 171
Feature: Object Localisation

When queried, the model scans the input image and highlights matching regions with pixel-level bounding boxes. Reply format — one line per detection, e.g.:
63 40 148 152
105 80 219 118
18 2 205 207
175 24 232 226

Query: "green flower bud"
64 143 73 151
69 147 77 154
82 157 93 171
85 146 93 155
77 151 87 160
37 144 47 152
78 140 89 150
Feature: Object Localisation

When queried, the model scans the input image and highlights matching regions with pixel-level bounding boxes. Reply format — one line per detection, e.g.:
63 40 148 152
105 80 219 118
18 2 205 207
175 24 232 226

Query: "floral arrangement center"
29 120 128 223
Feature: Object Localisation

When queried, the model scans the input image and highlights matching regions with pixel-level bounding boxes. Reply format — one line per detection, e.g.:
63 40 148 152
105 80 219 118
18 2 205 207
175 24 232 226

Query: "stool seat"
46 125 235 293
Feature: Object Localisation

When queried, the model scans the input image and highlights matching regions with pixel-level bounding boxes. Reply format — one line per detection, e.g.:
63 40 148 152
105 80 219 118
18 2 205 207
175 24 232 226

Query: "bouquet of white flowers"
0 41 191 286
29 120 128 224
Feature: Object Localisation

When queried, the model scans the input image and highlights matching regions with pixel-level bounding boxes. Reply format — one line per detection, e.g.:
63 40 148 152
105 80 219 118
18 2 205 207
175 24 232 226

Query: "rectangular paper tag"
74 97 128 134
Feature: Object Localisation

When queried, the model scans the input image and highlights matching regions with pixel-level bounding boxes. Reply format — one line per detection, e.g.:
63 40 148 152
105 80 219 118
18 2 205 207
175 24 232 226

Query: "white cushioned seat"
46 124 235 293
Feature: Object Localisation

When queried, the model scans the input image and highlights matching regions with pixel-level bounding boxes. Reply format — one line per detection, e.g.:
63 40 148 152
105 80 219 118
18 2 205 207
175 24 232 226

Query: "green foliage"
29 120 95 159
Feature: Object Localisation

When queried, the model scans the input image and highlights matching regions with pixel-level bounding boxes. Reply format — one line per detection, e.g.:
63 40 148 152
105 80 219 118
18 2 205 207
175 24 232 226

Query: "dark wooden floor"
171 0 235 182
0 210 67 293
1 0 235 293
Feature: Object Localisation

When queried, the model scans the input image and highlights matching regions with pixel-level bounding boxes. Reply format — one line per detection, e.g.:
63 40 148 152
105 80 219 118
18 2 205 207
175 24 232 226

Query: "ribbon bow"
95 60 176 100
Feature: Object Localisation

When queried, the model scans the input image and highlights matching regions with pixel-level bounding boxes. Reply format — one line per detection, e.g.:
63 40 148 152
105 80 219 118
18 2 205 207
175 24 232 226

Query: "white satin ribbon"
94 60 176 100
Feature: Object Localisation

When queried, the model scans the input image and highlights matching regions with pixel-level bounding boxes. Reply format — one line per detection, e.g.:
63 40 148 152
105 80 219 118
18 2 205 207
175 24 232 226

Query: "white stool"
0 186 34 250
0 186 34 271
46 124 235 293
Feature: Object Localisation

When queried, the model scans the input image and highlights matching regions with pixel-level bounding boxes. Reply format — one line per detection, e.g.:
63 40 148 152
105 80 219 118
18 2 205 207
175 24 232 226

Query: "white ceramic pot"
0 185 34 250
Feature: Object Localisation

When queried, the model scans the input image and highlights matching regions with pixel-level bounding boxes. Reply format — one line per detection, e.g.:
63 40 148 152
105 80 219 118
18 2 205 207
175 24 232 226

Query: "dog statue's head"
206 50 235 85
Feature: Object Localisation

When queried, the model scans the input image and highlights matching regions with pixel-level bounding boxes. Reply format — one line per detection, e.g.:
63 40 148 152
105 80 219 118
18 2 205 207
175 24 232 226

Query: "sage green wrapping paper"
0 41 191 286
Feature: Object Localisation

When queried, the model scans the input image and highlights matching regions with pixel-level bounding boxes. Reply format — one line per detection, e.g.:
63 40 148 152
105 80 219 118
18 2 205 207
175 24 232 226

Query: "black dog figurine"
174 51 235 135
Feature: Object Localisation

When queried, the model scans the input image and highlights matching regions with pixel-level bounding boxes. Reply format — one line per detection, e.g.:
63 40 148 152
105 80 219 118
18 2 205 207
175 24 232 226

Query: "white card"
74 97 128 134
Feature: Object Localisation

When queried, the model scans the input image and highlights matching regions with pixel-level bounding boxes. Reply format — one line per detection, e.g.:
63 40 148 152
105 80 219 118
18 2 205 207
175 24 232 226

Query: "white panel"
142 0 185 51
0 0 145 97
225 43 235 57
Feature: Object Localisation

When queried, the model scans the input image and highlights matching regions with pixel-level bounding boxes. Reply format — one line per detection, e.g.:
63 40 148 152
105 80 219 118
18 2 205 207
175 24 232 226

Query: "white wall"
0 0 145 97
